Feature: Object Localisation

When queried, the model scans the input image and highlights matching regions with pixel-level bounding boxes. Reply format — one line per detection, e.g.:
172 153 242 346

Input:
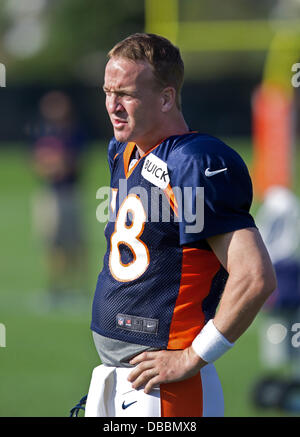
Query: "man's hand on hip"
127 347 207 394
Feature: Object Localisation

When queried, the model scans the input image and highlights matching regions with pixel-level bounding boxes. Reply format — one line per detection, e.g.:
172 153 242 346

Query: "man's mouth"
113 118 127 127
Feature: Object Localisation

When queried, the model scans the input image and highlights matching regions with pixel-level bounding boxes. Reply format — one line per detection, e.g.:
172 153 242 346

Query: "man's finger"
129 351 158 365
131 368 159 390
144 375 161 394
127 360 154 382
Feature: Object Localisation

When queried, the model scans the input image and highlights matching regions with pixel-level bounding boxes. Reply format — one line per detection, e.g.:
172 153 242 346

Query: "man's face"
103 57 164 147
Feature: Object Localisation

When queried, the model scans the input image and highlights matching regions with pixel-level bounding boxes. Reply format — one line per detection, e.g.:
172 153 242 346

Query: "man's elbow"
253 265 277 301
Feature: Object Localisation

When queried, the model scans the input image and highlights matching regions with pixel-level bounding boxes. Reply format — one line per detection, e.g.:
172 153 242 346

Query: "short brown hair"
108 33 184 110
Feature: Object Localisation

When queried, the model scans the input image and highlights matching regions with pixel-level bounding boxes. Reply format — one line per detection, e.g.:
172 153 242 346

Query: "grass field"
0 138 299 417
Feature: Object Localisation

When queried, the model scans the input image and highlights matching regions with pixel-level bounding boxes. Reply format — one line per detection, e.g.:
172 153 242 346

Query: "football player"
85 33 276 417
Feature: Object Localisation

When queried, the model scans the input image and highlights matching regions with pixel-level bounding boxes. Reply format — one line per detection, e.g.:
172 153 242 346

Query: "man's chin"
114 130 132 143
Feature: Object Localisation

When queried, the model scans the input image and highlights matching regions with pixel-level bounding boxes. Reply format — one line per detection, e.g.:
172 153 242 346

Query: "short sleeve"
167 136 256 245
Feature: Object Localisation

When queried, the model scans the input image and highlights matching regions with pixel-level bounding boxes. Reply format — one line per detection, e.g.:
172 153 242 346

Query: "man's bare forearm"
213 269 276 343
208 227 277 344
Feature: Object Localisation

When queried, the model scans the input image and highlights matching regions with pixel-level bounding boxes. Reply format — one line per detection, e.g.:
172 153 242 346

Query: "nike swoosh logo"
122 400 137 410
205 167 227 177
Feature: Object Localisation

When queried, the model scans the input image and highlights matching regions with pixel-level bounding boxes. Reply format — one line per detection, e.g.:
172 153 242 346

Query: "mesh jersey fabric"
91 132 256 359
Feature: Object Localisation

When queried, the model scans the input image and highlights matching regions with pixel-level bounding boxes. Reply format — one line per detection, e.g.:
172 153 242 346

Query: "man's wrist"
191 319 235 363
186 345 208 371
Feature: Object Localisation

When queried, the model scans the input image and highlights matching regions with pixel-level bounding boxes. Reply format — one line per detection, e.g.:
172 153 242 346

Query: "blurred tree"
1 0 144 84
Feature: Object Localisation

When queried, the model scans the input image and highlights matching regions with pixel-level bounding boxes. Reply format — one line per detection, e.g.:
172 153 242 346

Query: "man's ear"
160 87 176 112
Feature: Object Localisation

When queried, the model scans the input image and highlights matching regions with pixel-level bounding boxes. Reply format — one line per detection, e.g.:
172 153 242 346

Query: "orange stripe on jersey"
167 247 221 350
163 184 178 217
160 373 203 417
123 142 136 178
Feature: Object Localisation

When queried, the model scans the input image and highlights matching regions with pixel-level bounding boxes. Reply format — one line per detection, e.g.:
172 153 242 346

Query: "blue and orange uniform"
90 132 256 416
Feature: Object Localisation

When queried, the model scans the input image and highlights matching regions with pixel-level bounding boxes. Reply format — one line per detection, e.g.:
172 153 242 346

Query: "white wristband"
192 319 234 363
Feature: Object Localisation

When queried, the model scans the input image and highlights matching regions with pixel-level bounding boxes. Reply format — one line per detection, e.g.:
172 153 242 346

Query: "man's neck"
135 114 189 157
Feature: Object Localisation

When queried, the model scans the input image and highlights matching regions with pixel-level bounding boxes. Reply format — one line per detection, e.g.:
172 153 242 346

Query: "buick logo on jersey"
141 153 170 189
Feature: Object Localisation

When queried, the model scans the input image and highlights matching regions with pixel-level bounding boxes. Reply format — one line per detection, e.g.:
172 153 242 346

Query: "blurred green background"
0 0 300 417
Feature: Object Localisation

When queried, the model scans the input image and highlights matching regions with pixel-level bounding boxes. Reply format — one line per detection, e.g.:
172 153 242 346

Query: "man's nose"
107 94 123 113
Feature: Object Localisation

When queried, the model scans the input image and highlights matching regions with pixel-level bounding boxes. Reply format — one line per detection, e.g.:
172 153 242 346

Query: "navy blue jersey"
91 132 256 350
